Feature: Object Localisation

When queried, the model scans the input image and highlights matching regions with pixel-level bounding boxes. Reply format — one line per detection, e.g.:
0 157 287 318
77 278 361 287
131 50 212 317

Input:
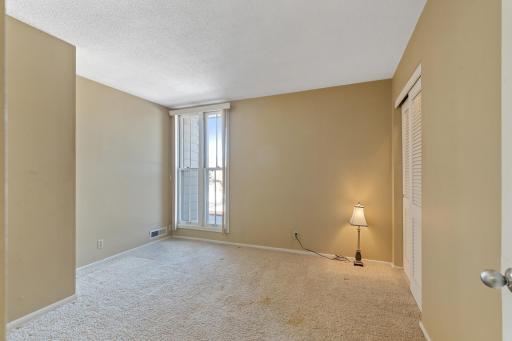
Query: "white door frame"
502 0 511 339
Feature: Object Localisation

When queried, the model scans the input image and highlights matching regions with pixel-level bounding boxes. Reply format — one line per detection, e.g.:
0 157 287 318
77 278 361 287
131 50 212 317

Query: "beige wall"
175 80 393 262
392 1 502 340
0 1 5 339
76 76 170 267
6 17 76 321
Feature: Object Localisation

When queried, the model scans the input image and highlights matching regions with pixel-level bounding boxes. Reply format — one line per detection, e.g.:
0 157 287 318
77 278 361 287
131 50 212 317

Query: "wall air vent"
149 226 168 239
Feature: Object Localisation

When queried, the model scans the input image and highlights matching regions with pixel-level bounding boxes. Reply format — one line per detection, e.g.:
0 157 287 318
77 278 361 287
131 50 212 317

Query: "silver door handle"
480 268 512 292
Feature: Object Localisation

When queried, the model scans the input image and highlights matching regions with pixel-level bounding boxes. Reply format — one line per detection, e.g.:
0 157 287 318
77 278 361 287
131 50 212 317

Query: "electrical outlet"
294 231 299 238
97 239 104 249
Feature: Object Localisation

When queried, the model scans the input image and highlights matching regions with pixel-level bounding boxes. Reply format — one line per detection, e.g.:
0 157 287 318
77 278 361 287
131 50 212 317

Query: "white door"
502 0 512 338
402 78 422 310
481 3 512 339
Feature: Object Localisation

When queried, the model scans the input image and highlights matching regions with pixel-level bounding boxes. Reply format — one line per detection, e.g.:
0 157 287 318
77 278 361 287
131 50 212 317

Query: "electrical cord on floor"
294 233 351 262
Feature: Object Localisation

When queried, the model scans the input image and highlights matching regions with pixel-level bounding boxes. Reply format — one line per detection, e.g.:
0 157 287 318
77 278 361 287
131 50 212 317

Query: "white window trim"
177 224 223 233
170 103 230 234
169 102 230 116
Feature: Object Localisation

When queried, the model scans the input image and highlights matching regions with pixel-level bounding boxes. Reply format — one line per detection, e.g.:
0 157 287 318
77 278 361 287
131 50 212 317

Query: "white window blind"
171 104 230 233
178 114 201 225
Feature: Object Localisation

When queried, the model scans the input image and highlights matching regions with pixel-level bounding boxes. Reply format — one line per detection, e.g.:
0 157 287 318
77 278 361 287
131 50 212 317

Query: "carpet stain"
237 300 255 307
287 316 304 327
259 296 272 305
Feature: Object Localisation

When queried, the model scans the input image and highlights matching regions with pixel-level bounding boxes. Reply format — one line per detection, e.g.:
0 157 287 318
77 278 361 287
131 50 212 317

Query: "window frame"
171 103 230 233
204 111 225 229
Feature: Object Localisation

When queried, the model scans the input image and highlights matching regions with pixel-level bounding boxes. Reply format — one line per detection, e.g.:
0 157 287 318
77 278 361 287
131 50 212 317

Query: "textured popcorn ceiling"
7 0 426 108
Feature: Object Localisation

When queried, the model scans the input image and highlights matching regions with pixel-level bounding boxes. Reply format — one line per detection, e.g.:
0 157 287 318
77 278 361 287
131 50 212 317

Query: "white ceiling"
7 0 426 108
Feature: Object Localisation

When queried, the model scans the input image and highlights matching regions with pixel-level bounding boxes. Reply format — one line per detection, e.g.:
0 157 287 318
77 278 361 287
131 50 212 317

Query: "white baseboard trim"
171 235 393 266
7 294 76 330
77 235 171 272
419 321 432 341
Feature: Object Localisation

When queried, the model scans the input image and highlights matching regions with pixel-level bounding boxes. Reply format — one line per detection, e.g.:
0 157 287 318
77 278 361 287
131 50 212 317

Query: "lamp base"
354 249 364 267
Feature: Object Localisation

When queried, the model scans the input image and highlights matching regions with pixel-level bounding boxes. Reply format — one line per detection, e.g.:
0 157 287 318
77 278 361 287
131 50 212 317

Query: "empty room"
0 0 510 340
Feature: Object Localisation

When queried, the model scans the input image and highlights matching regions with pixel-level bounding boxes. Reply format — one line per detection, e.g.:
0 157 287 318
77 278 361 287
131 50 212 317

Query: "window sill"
176 224 223 233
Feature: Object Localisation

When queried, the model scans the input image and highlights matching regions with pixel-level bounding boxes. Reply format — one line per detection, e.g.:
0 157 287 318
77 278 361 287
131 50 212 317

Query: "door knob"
480 268 512 292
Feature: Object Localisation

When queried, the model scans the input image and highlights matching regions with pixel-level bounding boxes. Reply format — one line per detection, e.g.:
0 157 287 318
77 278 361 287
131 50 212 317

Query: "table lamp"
350 202 368 267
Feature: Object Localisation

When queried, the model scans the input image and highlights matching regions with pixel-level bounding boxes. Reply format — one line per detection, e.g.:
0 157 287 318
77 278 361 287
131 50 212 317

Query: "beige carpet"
9 238 424 340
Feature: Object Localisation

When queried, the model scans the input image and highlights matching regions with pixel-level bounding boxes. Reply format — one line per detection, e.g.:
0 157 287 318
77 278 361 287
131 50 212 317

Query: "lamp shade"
349 202 368 227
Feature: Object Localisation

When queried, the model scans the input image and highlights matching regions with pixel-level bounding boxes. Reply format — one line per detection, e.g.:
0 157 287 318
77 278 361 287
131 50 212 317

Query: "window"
172 104 229 232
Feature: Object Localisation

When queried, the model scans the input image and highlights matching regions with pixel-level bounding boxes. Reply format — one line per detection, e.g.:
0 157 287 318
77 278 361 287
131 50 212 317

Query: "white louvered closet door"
402 97 412 284
402 78 422 310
